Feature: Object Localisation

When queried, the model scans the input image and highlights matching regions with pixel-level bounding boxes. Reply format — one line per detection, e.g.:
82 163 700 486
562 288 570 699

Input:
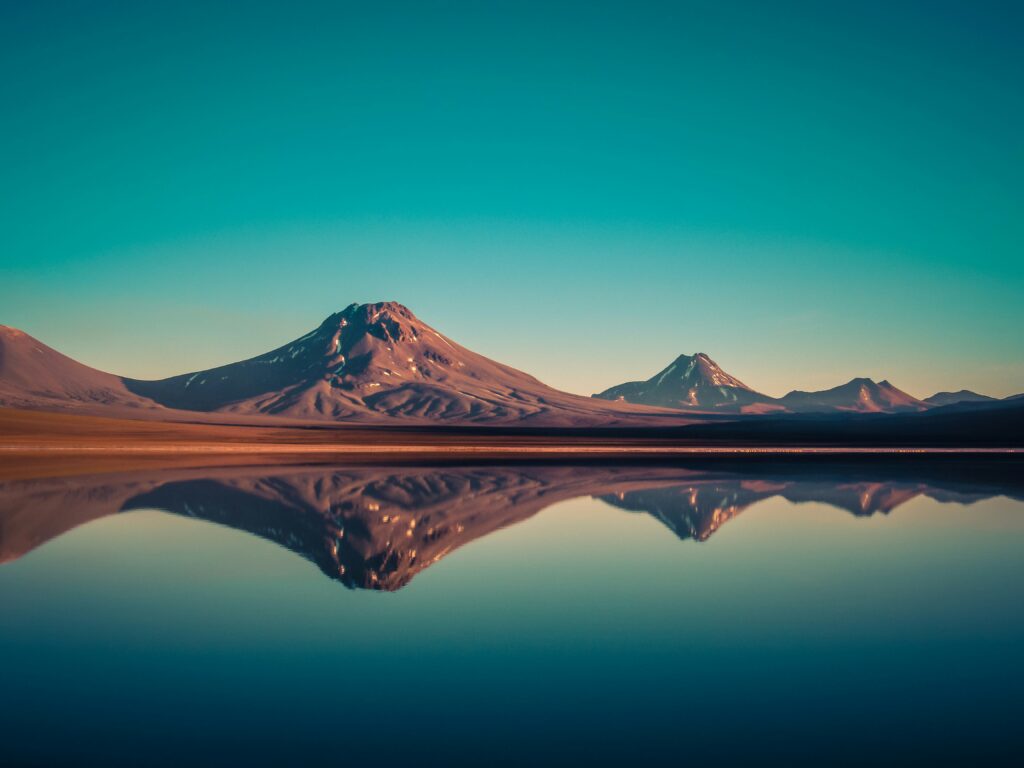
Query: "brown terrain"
0 406 731 463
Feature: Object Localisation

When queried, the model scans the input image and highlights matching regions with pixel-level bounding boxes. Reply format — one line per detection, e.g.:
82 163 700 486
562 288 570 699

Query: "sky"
1 0 1022 398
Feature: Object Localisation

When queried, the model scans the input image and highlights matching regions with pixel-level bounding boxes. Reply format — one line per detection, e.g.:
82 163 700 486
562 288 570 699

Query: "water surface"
2 458 1022 765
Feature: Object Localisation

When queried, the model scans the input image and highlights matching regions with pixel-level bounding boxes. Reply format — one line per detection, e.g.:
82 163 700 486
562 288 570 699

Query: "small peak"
322 301 417 327
321 304 358 325
361 300 414 318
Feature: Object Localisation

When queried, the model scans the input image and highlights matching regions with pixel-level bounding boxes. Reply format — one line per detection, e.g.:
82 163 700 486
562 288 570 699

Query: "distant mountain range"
594 352 1006 414
1 301 1018 424
923 390 997 407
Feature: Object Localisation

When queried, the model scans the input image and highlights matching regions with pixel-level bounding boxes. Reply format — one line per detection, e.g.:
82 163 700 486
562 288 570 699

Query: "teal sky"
2 1 1022 398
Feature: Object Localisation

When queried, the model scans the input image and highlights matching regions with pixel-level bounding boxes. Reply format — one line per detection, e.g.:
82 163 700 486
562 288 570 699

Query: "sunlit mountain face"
3 458 1021 591
1 304 676 425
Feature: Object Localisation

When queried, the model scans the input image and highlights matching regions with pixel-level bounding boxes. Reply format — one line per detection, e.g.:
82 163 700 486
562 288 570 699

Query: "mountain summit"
592 353 778 412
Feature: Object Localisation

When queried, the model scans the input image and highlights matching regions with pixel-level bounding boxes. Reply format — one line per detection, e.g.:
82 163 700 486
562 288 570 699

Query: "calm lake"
2 457 1022 766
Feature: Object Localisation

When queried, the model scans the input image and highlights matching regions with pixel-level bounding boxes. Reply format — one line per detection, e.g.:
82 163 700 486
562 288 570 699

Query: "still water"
1 457 1022 766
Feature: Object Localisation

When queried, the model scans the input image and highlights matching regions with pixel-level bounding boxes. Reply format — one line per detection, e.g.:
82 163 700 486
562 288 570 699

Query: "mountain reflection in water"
2 458 1021 591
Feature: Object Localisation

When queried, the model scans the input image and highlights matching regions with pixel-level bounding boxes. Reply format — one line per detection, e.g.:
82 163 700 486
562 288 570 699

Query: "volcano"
116 302 673 425
592 353 779 413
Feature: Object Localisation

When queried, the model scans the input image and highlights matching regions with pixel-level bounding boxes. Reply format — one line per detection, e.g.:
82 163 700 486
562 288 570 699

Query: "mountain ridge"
594 354 933 415
924 389 996 407
776 377 929 414
2 304 680 426
2 306 1019 424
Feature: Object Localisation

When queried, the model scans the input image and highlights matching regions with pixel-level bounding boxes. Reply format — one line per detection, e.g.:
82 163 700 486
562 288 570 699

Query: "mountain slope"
777 378 928 414
592 353 779 413
0 325 157 413
924 390 996 407
124 302 674 425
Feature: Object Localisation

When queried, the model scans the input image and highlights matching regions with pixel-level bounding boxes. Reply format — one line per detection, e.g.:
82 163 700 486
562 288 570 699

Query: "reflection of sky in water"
2 476 1023 765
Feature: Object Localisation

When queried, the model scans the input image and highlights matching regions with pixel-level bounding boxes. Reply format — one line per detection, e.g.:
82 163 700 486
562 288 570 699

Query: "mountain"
924 390 996 407
0 325 157 414
4 304 672 425
776 378 928 414
113 302 674 425
592 353 780 413
2 308 1013 427
594 354 940 415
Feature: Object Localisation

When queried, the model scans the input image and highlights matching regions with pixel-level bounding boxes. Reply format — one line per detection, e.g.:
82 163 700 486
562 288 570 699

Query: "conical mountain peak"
594 352 773 412
115 302 666 424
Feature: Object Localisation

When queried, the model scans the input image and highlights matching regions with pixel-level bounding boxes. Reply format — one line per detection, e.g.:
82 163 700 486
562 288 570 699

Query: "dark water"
1 457 1023 766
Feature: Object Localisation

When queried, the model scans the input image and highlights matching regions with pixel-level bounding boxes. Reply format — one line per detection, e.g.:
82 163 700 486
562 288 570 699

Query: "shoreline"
2 443 1021 455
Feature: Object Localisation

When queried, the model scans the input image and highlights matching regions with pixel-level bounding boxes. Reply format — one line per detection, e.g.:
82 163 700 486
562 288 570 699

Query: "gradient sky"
2 1 1022 398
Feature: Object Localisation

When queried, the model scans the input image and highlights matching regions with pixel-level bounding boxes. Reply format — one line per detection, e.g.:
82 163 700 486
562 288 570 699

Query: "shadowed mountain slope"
924 390 996 407
0 326 159 414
